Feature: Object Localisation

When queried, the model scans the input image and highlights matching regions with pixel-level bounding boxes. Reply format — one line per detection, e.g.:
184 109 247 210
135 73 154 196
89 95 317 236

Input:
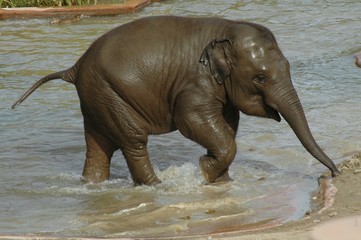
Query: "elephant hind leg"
81 94 160 185
82 122 117 184
121 136 161 185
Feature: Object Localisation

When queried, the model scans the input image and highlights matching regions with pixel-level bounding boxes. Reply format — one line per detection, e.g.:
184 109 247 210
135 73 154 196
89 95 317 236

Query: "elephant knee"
220 141 237 165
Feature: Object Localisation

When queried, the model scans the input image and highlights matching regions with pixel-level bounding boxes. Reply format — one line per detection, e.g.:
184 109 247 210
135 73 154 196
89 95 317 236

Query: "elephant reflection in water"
13 16 339 185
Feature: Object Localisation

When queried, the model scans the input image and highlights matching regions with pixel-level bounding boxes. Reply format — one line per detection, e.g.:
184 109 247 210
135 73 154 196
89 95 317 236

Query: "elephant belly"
76 76 176 140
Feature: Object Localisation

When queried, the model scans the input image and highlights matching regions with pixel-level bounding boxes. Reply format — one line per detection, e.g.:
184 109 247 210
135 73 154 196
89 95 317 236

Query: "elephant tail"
11 66 77 109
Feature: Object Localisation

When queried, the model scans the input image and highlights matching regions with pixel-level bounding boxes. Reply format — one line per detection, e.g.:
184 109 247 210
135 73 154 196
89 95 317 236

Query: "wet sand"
212 153 361 240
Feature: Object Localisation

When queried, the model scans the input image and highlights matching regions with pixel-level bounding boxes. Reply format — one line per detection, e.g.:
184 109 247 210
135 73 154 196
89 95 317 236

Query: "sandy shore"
212 153 361 240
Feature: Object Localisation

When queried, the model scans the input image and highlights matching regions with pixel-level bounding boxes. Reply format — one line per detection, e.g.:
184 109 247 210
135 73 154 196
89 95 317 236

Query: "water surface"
1 0 361 238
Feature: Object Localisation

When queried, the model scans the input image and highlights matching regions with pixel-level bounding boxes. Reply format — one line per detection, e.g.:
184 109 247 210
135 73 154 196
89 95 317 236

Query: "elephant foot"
82 172 109 184
214 171 234 183
145 176 162 185
199 155 233 183
82 159 110 184
133 174 162 186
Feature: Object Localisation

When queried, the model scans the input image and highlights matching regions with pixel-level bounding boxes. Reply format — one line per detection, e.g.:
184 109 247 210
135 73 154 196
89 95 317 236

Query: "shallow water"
1 0 361 238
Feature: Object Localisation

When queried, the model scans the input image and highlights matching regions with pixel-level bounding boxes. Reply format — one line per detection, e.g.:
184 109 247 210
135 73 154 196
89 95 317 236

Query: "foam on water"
29 163 301 237
155 162 204 193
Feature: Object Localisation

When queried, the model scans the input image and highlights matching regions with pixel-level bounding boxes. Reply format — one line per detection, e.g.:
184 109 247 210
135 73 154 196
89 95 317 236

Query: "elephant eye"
253 74 267 84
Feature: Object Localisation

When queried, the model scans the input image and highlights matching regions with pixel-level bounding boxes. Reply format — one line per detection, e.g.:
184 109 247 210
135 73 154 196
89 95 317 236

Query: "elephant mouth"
265 104 281 122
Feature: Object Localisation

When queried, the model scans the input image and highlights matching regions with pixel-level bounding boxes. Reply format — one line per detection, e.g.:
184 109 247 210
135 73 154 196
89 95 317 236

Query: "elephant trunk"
271 84 340 177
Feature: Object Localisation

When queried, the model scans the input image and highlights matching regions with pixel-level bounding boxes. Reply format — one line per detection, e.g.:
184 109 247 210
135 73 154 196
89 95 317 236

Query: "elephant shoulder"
174 74 226 111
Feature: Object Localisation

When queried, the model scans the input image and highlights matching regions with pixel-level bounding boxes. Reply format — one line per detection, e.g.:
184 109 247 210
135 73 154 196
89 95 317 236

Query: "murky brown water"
1 0 361 238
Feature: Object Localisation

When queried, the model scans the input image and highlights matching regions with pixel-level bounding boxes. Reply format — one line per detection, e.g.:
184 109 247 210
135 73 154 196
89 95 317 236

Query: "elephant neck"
223 76 241 109
204 74 228 105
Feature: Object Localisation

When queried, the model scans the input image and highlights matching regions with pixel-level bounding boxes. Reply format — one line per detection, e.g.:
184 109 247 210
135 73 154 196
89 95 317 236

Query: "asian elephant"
12 16 339 185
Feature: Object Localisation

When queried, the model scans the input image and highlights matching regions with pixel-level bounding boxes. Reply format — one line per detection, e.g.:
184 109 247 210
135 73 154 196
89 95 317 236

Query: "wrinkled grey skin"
13 16 339 185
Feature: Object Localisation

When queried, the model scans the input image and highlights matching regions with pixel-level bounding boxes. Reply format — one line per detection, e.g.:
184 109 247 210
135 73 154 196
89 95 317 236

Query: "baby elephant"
13 16 339 185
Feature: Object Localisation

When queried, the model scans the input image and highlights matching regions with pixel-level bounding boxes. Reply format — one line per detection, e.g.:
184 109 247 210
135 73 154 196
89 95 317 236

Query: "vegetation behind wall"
0 0 121 7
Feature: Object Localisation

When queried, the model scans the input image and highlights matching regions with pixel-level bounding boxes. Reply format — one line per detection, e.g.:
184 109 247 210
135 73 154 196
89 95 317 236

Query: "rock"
206 209 216 214
50 14 82 24
328 212 337 217
355 52 361 68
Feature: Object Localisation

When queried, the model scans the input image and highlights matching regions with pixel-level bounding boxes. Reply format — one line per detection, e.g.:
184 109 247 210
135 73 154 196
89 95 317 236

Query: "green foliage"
1 0 97 7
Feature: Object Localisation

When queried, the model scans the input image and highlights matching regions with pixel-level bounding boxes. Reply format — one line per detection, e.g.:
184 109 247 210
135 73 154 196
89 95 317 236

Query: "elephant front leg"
199 150 235 183
175 110 237 183
198 140 237 183
200 103 239 183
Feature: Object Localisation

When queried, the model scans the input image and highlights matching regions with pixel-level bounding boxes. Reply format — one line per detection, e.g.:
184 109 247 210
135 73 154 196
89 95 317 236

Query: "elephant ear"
199 39 232 84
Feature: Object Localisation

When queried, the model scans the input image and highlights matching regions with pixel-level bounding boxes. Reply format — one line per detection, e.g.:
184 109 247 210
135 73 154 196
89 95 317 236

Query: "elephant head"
200 23 339 177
